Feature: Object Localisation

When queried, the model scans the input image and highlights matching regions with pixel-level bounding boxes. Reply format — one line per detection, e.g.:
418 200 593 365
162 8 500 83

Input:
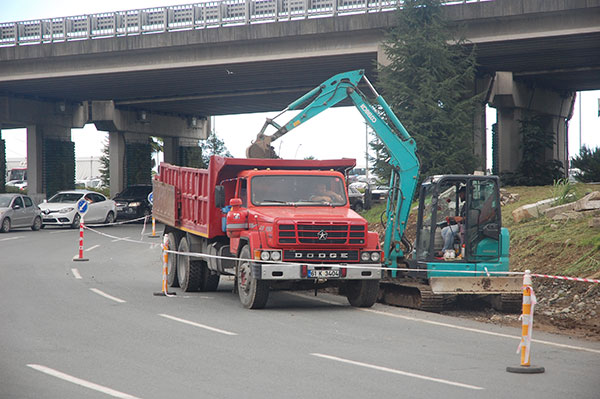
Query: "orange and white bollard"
147 216 160 238
73 221 89 262
153 235 175 296
507 270 544 373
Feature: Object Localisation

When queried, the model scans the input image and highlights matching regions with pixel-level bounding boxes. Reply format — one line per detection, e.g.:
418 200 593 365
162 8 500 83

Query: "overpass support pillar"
162 136 204 168
489 72 574 176
27 124 75 199
109 131 126 198
108 132 152 198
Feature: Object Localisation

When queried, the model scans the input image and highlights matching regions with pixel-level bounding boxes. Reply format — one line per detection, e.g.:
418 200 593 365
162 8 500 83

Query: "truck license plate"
308 269 339 278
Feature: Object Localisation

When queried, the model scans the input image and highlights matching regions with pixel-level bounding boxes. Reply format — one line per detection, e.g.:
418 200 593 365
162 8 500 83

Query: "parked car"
113 185 153 220
0 193 42 232
39 190 117 228
371 185 389 202
348 185 366 212
6 180 28 191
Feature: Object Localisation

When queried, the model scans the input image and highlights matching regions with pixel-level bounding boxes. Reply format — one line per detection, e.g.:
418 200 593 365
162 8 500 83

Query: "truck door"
465 179 501 267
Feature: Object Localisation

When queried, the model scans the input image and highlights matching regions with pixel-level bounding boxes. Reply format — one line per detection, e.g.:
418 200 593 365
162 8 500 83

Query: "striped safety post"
507 270 544 374
153 234 175 297
73 221 89 262
147 216 160 238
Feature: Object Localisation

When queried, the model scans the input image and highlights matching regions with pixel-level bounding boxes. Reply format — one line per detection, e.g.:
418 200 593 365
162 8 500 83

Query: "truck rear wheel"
177 236 202 292
237 245 269 309
345 280 379 307
201 269 220 292
165 232 179 287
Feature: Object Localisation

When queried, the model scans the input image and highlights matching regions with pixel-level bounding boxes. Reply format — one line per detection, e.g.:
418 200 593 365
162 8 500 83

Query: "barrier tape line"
83 216 148 228
530 273 600 284
80 225 600 284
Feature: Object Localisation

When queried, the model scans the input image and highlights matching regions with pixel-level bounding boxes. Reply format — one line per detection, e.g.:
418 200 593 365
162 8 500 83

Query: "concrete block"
552 212 583 222
512 203 539 223
512 197 557 223
543 202 576 219
574 191 600 212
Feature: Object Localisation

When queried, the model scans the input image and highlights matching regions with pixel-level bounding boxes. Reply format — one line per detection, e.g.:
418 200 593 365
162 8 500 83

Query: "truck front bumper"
251 262 382 280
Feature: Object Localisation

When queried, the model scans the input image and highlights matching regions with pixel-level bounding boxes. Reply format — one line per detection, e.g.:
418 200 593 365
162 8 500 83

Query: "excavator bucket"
429 276 522 295
246 134 278 159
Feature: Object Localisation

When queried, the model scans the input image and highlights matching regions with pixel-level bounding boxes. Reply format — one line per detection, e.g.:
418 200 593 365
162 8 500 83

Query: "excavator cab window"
416 178 467 261
466 178 501 261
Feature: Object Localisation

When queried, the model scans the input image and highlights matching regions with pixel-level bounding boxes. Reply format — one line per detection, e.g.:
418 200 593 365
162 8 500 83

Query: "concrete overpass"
0 0 599 196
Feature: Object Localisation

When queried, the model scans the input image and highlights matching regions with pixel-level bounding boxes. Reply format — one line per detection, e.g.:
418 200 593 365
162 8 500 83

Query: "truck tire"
176 237 202 292
237 245 269 309
345 280 379 307
165 232 179 287
200 268 220 292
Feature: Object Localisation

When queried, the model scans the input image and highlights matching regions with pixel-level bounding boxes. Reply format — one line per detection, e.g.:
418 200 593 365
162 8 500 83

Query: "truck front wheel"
177 236 202 292
345 280 379 308
237 245 269 309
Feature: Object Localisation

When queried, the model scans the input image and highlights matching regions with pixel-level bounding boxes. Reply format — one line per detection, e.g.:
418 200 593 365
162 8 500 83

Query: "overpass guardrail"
0 0 487 47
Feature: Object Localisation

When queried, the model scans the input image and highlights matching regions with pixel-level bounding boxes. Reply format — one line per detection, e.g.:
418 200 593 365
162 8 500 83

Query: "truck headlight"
270 251 281 261
370 252 381 262
260 251 271 261
361 252 370 262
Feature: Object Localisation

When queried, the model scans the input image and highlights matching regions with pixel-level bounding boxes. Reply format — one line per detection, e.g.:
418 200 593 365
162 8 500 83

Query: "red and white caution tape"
530 273 600 284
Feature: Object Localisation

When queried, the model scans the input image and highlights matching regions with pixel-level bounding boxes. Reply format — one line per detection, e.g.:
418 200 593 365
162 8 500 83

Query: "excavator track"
492 293 523 314
379 280 446 313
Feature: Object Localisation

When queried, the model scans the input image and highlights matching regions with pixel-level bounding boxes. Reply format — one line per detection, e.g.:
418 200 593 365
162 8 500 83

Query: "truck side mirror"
215 185 225 208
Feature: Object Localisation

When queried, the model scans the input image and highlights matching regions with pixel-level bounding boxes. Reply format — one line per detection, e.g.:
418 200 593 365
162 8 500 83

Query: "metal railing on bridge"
0 0 487 47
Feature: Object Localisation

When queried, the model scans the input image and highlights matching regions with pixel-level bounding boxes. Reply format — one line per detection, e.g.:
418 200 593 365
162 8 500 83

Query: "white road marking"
360 308 600 355
289 293 600 355
86 244 100 252
27 364 141 399
71 268 82 279
311 353 484 390
159 313 237 336
49 230 73 234
111 237 130 242
90 288 126 303
0 236 24 242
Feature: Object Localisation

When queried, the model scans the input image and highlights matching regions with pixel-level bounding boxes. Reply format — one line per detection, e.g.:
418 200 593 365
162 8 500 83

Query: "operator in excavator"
439 186 466 257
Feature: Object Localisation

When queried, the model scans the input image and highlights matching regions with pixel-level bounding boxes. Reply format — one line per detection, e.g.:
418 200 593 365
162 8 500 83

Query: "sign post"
73 199 89 262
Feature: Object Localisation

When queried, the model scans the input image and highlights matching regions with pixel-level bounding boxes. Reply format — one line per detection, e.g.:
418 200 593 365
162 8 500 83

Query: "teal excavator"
246 70 522 312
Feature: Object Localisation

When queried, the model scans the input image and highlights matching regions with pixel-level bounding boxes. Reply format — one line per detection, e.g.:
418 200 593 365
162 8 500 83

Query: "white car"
39 190 117 228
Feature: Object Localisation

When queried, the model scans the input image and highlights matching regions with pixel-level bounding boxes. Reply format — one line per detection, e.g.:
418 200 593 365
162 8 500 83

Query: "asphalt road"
1 222 599 399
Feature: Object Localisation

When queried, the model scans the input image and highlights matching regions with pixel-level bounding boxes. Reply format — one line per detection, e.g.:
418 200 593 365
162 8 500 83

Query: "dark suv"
113 185 153 220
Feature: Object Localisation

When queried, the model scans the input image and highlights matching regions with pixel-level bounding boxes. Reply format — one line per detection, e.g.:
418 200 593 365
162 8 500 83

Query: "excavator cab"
414 175 507 275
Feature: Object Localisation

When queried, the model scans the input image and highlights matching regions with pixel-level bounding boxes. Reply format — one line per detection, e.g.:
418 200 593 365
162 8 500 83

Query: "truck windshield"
251 175 347 206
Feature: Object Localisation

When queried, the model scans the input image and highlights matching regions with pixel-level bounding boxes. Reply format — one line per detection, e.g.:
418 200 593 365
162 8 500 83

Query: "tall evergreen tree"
374 0 480 180
201 131 232 166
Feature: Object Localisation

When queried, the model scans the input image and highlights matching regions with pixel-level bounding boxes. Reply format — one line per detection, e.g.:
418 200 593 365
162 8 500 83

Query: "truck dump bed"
153 156 356 238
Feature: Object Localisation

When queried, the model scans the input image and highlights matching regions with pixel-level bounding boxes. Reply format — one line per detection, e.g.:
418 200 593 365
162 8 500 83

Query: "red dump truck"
153 156 382 309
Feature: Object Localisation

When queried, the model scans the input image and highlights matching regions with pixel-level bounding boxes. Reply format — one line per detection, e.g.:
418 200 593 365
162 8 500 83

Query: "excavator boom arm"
247 70 420 267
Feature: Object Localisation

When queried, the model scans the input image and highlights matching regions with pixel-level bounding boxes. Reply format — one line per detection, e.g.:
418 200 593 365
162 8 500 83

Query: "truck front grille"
277 223 366 245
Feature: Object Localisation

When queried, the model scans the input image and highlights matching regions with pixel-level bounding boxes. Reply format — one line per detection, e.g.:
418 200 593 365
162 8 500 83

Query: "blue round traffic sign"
77 198 89 214
148 192 153 204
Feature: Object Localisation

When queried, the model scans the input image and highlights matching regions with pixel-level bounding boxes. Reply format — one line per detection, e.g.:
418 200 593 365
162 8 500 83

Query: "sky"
1 1 599 172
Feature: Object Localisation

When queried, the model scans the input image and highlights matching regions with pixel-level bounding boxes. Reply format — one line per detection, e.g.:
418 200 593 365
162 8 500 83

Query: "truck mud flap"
429 276 522 295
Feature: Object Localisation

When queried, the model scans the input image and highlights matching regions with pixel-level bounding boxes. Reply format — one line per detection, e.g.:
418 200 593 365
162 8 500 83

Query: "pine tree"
99 138 110 188
374 0 480 180
201 131 232 166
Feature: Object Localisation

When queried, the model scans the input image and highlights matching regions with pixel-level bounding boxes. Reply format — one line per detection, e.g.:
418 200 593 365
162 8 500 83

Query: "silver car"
0 193 43 233
39 190 117 228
